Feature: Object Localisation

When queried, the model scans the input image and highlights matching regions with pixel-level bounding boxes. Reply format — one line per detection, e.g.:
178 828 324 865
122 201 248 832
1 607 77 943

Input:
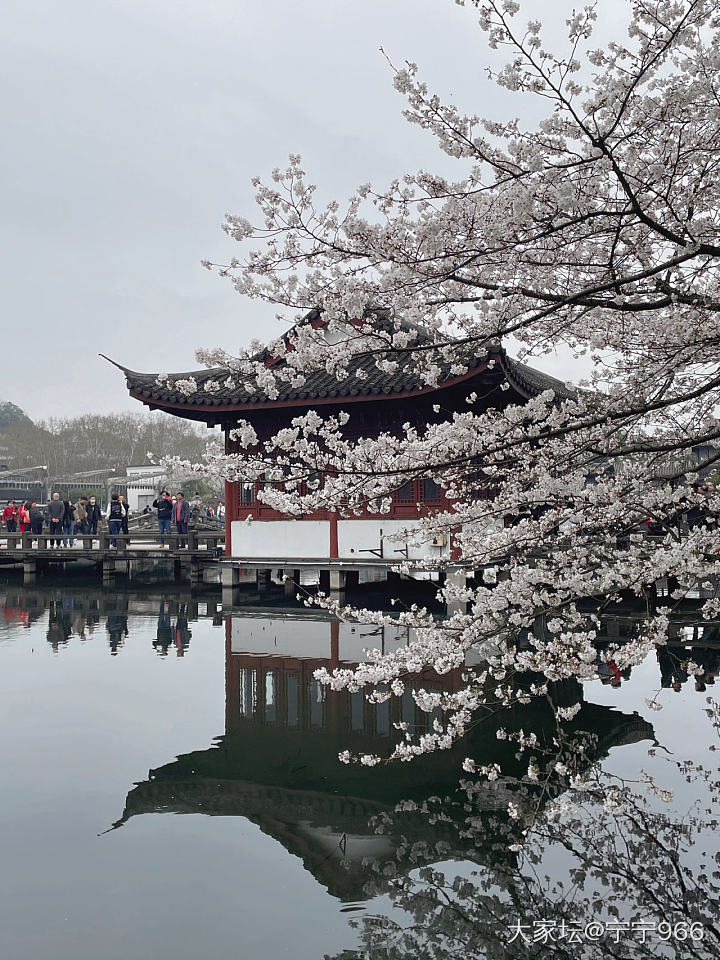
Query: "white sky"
1 0 627 419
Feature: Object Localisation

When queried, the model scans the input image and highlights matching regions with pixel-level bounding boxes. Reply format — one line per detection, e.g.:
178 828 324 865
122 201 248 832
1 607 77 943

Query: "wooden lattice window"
396 481 414 502
422 478 440 501
239 481 256 506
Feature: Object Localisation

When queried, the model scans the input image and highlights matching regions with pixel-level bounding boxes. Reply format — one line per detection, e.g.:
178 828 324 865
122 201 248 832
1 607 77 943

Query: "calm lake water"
0 573 718 959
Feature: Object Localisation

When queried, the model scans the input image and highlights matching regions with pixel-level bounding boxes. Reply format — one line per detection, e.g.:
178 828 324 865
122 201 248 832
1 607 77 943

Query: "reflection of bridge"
0 529 223 585
110 612 656 900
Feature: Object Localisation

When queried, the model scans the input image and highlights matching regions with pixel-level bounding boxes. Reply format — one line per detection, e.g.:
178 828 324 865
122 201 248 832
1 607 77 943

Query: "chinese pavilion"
114 313 572 560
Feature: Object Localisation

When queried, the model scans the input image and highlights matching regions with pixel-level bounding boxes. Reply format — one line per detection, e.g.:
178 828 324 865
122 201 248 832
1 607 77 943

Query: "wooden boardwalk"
0 529 224 584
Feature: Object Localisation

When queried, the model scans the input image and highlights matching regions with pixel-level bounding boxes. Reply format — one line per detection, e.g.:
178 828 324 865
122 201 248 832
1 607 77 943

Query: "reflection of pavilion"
114 611 655 900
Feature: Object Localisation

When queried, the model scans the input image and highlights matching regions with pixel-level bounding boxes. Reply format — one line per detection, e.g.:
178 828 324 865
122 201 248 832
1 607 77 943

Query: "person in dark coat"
29 501 45 537
86 497 102 536
105 493 126 547
152 491 173 546
62 499 76 547
119 495 129 535
46 493 65 547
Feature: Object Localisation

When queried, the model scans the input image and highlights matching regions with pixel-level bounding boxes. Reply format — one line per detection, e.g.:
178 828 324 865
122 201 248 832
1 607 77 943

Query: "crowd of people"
150 491 224 547
1 493 110 546
1 492 225 548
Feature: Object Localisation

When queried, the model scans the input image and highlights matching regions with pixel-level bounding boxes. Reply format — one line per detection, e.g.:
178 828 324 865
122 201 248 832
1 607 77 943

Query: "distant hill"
0 401 32 430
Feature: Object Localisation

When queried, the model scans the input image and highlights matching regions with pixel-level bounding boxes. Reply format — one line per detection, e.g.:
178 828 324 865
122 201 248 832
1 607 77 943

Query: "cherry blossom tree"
174 0 720 771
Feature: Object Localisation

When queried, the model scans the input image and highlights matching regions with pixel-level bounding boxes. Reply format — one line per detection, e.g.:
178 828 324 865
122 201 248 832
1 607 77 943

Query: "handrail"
0 530 224 553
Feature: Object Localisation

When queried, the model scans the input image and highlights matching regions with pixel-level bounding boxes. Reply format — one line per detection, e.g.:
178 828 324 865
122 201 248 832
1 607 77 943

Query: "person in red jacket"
2 501 18 533
18 501 30 533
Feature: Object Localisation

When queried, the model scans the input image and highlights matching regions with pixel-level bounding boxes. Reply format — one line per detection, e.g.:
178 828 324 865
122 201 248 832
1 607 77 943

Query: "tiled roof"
106 337 574 411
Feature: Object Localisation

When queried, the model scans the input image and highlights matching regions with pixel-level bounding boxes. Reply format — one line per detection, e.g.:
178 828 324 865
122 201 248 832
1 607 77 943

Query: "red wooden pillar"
329 511 338 558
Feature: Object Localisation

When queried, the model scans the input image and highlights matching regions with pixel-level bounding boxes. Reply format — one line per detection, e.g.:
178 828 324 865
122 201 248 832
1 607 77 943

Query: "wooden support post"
329 569 346 595
284 569 300 598
221 565 241 588
257 569 271 594
190 561 203 586
173 557 183 581
23 559 37 584
102 558 116 584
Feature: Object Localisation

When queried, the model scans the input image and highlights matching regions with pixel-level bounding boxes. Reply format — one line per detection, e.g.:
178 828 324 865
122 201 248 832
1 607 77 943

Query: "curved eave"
128 360 504 418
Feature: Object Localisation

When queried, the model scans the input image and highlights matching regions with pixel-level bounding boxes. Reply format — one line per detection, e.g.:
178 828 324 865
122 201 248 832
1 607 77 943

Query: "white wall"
229 517 452 560
230 519 329 557
337 519 449 561
126 482 157 512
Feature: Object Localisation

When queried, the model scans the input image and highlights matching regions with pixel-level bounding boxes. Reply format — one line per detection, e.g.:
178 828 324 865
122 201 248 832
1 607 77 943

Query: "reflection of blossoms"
330 711 720 960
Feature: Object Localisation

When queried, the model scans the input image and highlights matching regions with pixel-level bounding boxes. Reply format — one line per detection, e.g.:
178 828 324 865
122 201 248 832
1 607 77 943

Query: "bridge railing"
0 530 224 554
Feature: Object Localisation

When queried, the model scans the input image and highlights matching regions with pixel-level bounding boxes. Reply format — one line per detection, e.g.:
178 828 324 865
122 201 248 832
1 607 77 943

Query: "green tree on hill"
0 401 32 431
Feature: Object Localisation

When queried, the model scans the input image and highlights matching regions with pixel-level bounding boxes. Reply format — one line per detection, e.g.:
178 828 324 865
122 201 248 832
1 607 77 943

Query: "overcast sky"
1 0 627 420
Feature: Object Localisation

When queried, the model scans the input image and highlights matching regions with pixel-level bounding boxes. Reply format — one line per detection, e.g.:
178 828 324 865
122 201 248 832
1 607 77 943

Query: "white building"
124 464 166 513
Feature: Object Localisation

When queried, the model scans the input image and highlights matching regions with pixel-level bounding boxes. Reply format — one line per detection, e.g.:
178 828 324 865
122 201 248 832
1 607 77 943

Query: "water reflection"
109 609 656 903
1 581 718 959
0 584 210 657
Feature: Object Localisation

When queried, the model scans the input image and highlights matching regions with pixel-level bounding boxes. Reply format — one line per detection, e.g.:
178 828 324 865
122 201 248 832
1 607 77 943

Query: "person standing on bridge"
62 499 76 547
29 501 45 541
75 496 88 536
86 497 101 537
18 501 31 533
119 495 129 536
174 492 190 547
152 490 173 546
46 493 64 548
105 493 126 547
2 501 18 533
